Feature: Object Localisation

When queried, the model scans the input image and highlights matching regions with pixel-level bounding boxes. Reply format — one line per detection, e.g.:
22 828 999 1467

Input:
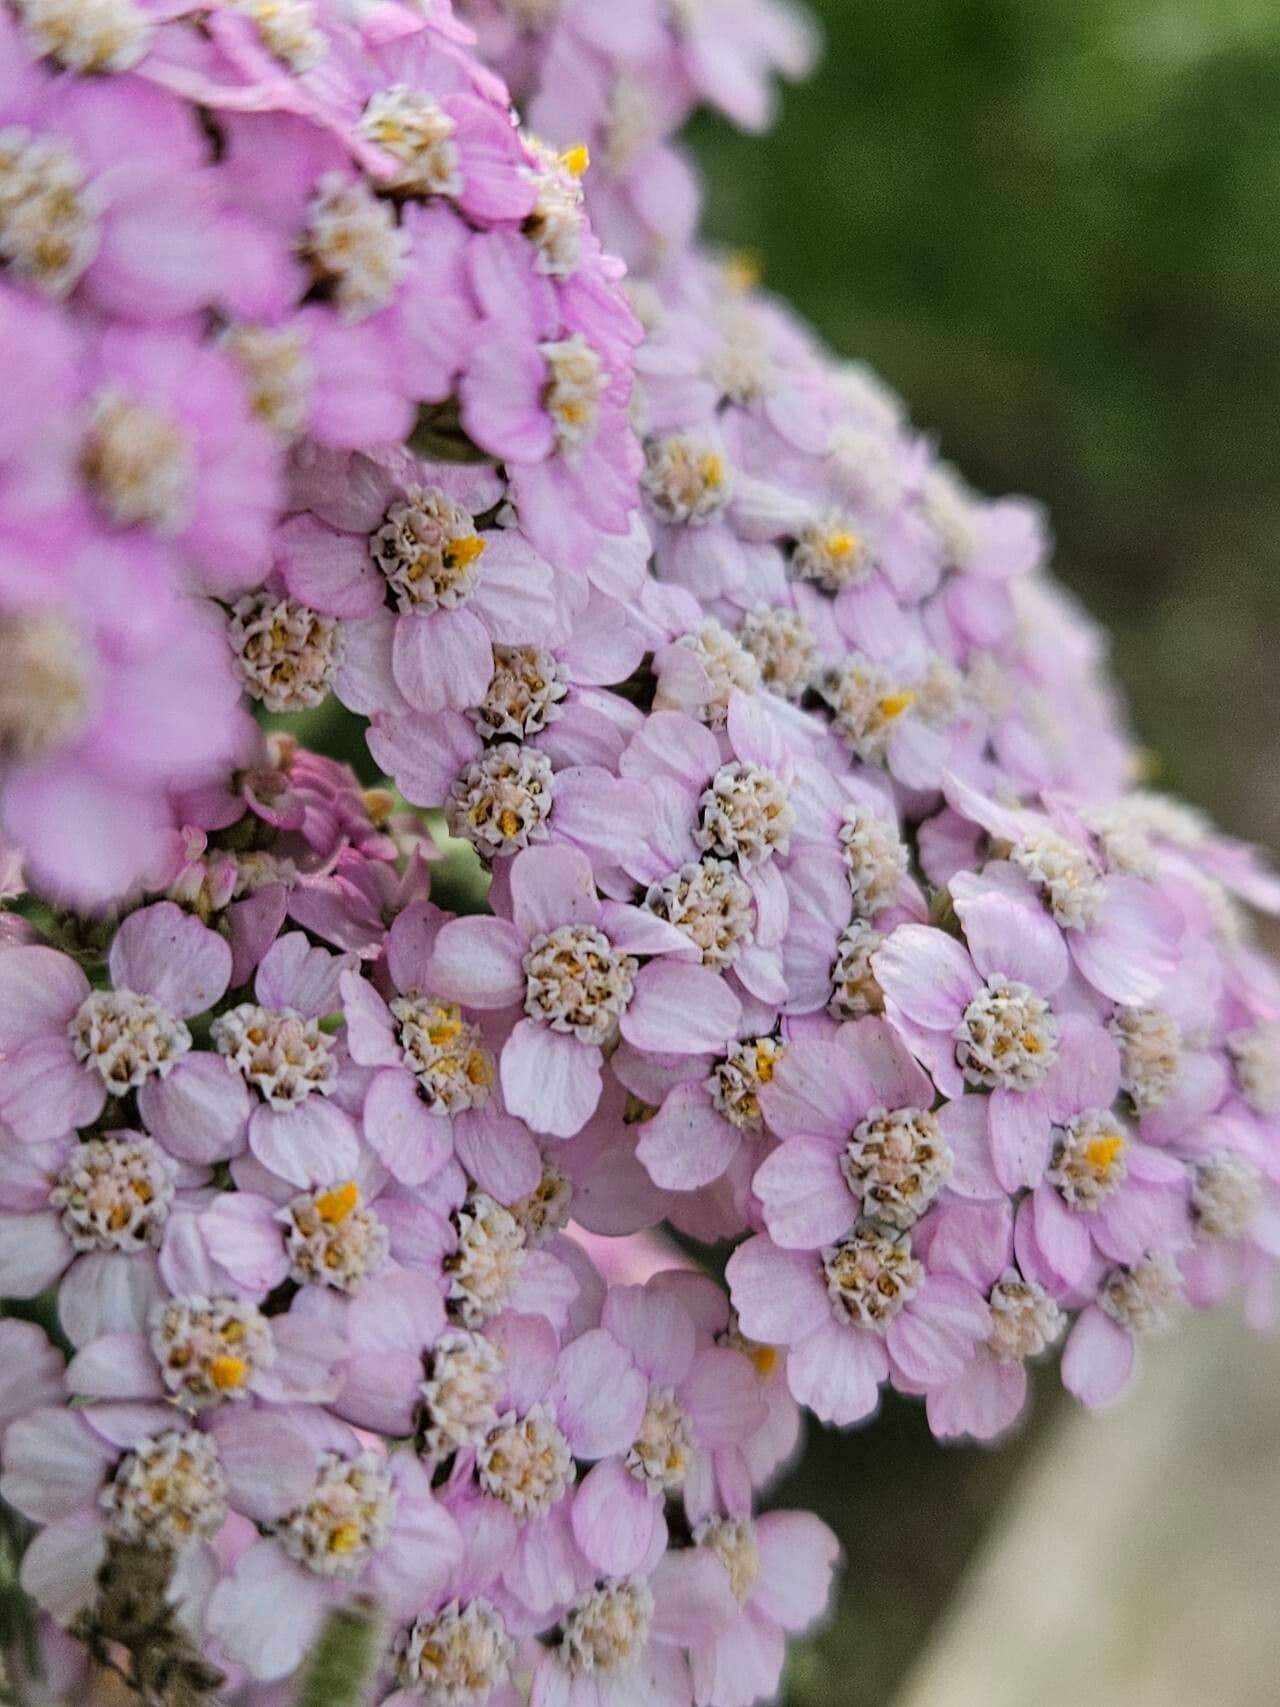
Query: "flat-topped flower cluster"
0 1 1278 1704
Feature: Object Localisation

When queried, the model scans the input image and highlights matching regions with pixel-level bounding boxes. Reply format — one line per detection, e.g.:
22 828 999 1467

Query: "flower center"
476 1404 575 1518
419 1329 504 1462
51 1135 175 1254
839 804 908 918
523 923 637 1045
234 0 326 69
228 592 341 714
1098 1256 1182 1336
305 173 409 321
0 126 99 297
446 1192 527 1326
275 1451 395 1578
694 1517 761 1605
370 485 486 614
391 993 496 1113
470 644 568 740
82 385 194 533
985 1270 1064 1363
0 611 90 757
658 618 761 728
707 310 775 404
822 1226 923 1331
1045 1111 1129 1211
816 656 915 762
70 989 192 1095
1108 1006 1182 1114
709 1037 786 1134
736 605 818 703
17 0 152 71
446 743 555 859
211 1004 337 1109
1227 1022 1280 1117
642 434 731 525
283 1181 389 1293
102 1430 227 1551
625 1389 693 1494
829 920 886 1020
522 139 587 279
360 86 461 196
695 761 794 868
559 1581 653 1677
397 1600 515 1704
793 510 871 592
841 1105 951 1229
509 1163 574 1248
148 1295 274 1411
827 425 904 516
955 975 1058 1091
922 465 979 570
1010 828 1104 930
540 334 607 453
222 323 315 441
1192 1153 1262 1242
643 858 754 971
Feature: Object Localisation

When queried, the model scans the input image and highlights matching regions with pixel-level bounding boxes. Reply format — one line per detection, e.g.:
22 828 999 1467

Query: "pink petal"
1070 875 1183 1005
205 1541 328 1682
725 1236 831 1346
886 1276 990 1388
679 1346 768 1445
500 1020 602 1139
137 1053 250 1163
951 880 1069 994
339 970 401 1068
635 1084 739 1191
571 1456 658 1575
1060 1304 1135 1407
753 1510 840 1630
621 963 742 1056
511 843 602 937
0 1211 71 1298
391 607 493 714
248 1100 360 1189
210 1410 319 1522
362 1068 451 1186
753 1138 852 1249
58 1249 162 1348
926 1355 1028 1442
108 901 231 1016
871 925 980 1029
426 917 526 1009
1028 1183 1093 1289
987 1085 1053 1192
255 932 350 1018
274 513 384 617
0 1037 104 1141
0 947 87 1047
787 1319 887 1426
550 1328 648 1458
602 1284 696 1387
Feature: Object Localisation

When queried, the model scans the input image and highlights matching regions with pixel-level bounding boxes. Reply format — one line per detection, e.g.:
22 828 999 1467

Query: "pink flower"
0 902 233 1145
871 888 1116 1195
205 1406 461 1682
725 1220 990 1428
687 1508 838 1707
570 1282 766 1578
1060 1253 1185 1409
424 844 742 1138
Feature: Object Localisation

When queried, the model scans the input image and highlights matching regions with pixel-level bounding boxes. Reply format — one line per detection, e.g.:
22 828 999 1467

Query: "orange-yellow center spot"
209 1355 248 1391
826 530 859 560
698 452 724 488
559 143 590 178
749 1343 780 1379
443 534 486 572
1021 1032 1043 1055
724 250 762 292
878 690 915 722
328 1522 362 1555
315 1181 359 1224
1084 1134 1126 1173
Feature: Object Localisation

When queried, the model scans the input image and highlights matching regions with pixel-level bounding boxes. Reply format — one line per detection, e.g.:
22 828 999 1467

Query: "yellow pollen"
1021 1031 1043 1055
443 534 487 571
467 1051 495 1088
878 691 915 721
826 530 859 560
698 452 724 488
427 1006 465 1046
1084 1134 1126 1173
362 787 395 826
724 250 762 292
498 808 520 837
314 1181 359 1223
209 1355 248 1392
328 1522 363 1555
559 143 590 177
749 1344 780 1379
754 1045 777 1083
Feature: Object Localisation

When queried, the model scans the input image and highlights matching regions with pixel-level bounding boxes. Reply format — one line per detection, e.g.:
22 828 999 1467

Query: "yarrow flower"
1 1 1279 1702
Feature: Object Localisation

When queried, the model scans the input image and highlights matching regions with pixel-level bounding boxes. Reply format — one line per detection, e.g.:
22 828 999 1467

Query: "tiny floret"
955 975 1058 1091
1192 1153 1262 1242
229 592 341 713
102 1430 227 1551
985 1271 1064 1363
275 1451 396 1577
523 923 637 1045
1098 1256 1182 1336
559 1581 653 1677
419 1329 504 1462
709 1036 786 1134
839 803 909 916
51 1135 176 1253
446 1192 527 1326
392 994 496 1112
446 744 554 859
841 1105 951 1229
148 1295 274 1410
822 1226 923 1331
1110 1006 1183 1114
211 1004 338 1108
360 87 461 197
283 1181 389 1293
694 1517 761 1605
625 1388 693 1494
1046 1112 1129 1212
70 990 192 1095
476 1403 575 1518
695 760 794 868
470 645 568 740
644 858 754 970
642 435 732 525
397 1600 515 1705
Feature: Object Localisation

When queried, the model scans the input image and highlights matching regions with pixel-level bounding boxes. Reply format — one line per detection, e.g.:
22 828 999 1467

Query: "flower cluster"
1 0 1279 1703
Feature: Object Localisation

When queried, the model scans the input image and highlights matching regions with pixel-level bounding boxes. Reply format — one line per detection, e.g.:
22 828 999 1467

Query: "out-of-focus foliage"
691 0 1280 847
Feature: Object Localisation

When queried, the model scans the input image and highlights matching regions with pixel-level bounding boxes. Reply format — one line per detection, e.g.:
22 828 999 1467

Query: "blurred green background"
690 0 1280 851
686 2 1280 1700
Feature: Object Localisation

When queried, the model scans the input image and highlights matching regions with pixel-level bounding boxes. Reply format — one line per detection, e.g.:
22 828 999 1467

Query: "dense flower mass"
0 0 1277 1703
